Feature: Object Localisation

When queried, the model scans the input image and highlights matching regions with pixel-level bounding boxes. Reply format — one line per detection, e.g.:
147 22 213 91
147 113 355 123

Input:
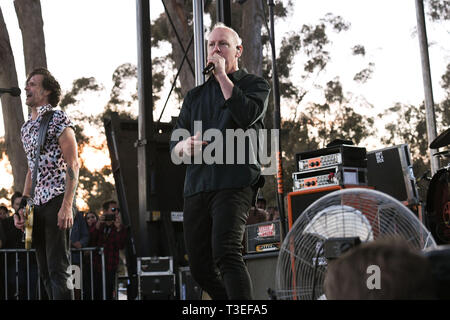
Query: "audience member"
11 192 22 213
70 209 90 299
85 211 98 228
0 215 5 246
1 191 39 299
255 197 267 211
81 211 99 300
70 209 90 262
246 206 268 225
0 204 9 220
267 206 280 221
323 237 436 300
0 214 4 299
423 245 450 300
90 200 127 299
246 195 269 225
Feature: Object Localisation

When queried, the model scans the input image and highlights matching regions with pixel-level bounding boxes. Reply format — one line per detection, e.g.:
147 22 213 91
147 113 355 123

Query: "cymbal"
430 128 450 149
433 150 450 158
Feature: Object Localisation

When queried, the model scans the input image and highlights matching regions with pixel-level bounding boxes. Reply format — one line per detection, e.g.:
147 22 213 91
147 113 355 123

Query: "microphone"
0 87 21 97
203 63 215 75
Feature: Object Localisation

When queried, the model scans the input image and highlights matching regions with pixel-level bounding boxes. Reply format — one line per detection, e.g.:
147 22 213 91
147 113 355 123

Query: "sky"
0 0 449 200
1 1 449 122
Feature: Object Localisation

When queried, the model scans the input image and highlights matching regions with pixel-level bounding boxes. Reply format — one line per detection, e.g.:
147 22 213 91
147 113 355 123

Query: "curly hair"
26 68 61 107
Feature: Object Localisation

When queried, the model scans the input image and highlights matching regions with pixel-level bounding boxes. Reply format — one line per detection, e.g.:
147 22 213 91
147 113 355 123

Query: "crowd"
0 193 127 300
245 195 280 225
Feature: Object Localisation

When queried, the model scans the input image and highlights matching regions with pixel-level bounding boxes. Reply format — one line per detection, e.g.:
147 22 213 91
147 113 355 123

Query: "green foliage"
0 188 9 201
78 165 115 214
59 77 103 109
427 0 450 21
58 68 139 212
258 10 375 207
106 63 138 110
351 45 366 56
353 62 375 84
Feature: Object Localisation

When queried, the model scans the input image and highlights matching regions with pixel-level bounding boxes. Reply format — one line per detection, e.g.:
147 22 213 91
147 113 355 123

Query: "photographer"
90 200 126 299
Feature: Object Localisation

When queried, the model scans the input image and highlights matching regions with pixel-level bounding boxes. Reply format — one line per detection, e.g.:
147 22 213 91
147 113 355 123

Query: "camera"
104 213 116 222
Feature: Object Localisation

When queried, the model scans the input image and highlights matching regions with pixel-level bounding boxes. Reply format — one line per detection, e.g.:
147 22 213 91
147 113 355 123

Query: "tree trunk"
14 0 47 74
0 7 27 192
239 0 264 77
162 0 196 97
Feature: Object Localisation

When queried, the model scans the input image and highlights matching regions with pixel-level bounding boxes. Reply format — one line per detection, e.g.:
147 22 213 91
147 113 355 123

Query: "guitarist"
14 68 79 300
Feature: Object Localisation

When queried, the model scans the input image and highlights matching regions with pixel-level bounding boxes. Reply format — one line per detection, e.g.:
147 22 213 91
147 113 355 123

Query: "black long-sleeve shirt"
170 69 271 197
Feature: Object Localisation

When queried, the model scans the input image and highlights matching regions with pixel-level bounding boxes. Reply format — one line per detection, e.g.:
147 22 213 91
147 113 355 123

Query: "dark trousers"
33 194 73 300
183 187 254 300
94 269 116 300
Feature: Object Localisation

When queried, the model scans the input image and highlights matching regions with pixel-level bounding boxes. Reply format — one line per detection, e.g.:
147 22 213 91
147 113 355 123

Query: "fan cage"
275 188 436 300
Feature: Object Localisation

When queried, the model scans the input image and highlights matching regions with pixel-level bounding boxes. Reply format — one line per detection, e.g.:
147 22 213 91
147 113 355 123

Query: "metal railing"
0 247 106 300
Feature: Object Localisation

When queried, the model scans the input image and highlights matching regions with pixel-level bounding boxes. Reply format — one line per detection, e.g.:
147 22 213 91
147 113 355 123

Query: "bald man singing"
170 23 270 300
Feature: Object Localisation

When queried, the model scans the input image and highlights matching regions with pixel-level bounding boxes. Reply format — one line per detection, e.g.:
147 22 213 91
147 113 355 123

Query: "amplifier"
138 274 176 300
292 166 368 191
287 186 373 229
288 187 341 229
137 256 173 275
296 145 367 172
367 144 419 205
245 220 281 254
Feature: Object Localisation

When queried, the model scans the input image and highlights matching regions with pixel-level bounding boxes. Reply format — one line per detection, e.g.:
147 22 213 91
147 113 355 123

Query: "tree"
13 0 47 74
378 0 450 202
151 0 274 101
0 0 47 193
259 11 375 206
0 6 27 192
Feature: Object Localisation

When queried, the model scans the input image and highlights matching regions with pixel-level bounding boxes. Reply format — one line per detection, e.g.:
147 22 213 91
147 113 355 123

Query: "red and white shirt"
21 104 74 205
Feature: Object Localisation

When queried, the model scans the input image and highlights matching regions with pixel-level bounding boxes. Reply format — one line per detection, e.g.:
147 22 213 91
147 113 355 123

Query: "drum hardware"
433 150 450 158
425 164 450 245
430 128 450 149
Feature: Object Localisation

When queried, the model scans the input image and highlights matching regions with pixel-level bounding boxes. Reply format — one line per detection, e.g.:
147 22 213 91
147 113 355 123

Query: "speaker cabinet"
104 113 186 260
367 144 419 205
244 251 278 300
287 186 375 229
138 274 176 300
287 186 341 229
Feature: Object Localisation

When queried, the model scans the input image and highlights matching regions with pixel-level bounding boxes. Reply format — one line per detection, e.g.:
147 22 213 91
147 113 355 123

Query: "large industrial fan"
275 188 436 300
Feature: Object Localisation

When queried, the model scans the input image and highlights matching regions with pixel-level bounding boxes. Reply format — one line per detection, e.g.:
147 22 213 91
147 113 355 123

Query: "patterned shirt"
21 104 74 205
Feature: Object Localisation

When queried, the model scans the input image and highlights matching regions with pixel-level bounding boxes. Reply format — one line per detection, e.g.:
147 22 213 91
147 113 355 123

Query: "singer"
170 23 270 300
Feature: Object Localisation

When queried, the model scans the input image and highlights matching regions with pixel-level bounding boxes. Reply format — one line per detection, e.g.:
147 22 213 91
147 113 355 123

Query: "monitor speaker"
104 113 186 260
287 186 342 229
244 251 278 300
367 144 419 205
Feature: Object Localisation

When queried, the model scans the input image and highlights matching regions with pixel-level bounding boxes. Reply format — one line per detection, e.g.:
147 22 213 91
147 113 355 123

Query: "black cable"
160 0 195 77
156 35 194 126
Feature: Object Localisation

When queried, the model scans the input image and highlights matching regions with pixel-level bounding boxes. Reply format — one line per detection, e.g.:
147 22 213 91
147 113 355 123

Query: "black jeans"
33 194 73 300
183 187 254 300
